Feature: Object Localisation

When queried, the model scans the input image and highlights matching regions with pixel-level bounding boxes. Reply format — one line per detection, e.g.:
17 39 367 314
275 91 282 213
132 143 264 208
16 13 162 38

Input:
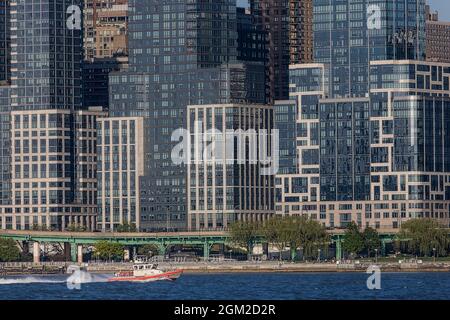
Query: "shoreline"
2 261 450 275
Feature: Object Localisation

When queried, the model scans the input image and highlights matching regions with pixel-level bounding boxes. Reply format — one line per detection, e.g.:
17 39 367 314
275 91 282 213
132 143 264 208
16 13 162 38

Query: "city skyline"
0 0 449 233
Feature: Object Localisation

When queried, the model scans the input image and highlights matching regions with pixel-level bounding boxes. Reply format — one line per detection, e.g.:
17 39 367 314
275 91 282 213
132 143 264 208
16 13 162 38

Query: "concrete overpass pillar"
335 239 342 261
64 242 71 261
124 248 131 261
158 244 166 256
71 244 77 262
262 243 269 256
290 246 297 261
203 243 210 260
33 242 40 264
22 241 29 254
77 245 83 264
381 239 386 257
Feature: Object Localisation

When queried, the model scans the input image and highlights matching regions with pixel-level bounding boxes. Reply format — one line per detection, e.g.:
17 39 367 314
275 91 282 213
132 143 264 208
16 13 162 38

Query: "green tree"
116 223 137 233
228 221 260 259
363 227 381 258
342 222 364 258
286 216 329 261
399 218 448 257
66 224 87 232
31 224 49 231
262 217 291 261
300 218 330 260
94 241 124 261
0 238 21 262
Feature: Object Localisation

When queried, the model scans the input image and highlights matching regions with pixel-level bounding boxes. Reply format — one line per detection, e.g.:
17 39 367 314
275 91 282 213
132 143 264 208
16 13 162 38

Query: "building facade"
313 0 426 98
83 56 128 110
6 107 105 231
289 0 313 64
0 1 10 209
84 0 128 61
108 0 268 232
96 116 144 231
250 0 290 102
275 61 450 230
0 0 10 83
0 0 106 231
187 103 275 230
426 6 450 63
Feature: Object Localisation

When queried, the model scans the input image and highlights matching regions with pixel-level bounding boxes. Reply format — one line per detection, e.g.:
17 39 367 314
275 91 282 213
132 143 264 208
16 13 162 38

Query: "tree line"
229 216 330 261
229 217 450 261
0 218 449 262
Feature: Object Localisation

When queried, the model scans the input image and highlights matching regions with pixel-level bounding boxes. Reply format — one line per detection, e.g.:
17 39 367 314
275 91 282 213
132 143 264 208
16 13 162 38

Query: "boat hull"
108 269 183 283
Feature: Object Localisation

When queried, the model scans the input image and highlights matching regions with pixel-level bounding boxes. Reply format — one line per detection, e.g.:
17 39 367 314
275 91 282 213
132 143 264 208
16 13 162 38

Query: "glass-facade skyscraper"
11 0 83 111
250 0 290 102
314 0 426 98
0 0 104 231
0 0 10 83
0 1 10 208
274 0 450 230
107 0 267 232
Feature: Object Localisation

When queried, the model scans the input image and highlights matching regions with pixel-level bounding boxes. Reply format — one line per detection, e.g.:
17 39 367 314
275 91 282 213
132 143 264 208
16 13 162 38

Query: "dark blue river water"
0 272 449 300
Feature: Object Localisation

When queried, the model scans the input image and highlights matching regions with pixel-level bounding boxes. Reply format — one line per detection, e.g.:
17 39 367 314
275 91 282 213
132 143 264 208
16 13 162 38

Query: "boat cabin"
133 264 158 271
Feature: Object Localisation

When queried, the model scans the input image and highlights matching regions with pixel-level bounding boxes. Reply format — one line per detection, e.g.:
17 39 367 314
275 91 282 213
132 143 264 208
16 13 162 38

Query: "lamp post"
374 248 378 264
317 248 321 263
433 247 436 263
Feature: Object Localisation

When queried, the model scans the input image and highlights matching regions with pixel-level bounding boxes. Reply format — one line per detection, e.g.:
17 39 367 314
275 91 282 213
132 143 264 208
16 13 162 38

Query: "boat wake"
0 272 110 285
0 276 66 285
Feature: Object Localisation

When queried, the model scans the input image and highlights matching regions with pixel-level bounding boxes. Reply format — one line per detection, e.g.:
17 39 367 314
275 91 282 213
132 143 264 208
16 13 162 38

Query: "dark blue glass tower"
0 1 10 207
109 0 266 231
11 0 83 111
314 0 426 98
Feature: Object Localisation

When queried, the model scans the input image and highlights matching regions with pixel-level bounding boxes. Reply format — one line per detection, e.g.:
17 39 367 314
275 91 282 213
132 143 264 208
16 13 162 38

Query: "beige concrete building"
274 62 450 231
96 116 144 231
187 103 275 231
84 0 128 61
426 6 450 63
289 0 313 64
0 107 106 231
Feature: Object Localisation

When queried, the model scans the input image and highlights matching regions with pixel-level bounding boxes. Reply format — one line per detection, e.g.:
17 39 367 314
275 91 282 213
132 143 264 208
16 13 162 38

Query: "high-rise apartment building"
250 0 290 102
84 0 128 61
289 0 313 64
314 0 426 98
106 0 268 232
236 7 269 103
426 5 450 63
275 61 450 229
187 103 275 230
0 0 10 83
274 0 450 230
0 1 10 210
96 116 144 231
11 0 83 111
83 56 128 110
249 0 314 102
0 0 104 231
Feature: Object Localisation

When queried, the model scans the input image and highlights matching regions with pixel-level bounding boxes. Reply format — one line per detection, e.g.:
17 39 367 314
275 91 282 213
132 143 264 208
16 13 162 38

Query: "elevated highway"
0 229 400 263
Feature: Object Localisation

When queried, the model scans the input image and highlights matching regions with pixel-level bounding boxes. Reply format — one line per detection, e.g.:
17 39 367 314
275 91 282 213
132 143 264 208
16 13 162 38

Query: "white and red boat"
108 261 183 283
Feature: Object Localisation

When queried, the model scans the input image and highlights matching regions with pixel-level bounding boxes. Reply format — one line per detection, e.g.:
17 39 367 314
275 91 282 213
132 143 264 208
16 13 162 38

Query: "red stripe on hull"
108 270 183 282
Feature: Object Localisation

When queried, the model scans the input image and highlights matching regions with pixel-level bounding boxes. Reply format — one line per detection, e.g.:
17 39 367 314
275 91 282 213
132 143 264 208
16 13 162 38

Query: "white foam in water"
66 271 109 284
0 276 66 285
0 271 110 285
